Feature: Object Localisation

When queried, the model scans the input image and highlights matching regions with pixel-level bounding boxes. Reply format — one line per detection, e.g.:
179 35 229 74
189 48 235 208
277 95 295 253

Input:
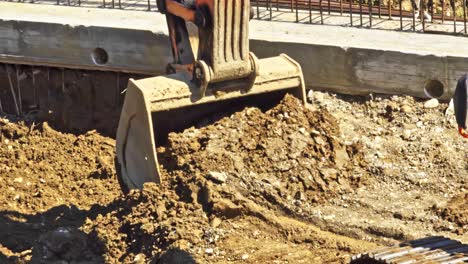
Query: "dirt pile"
0 95 374 263
73 95 371 262
0 117 120 262
436 192 468 234
5 91 465 263
0 118 119 213
161 95 368 209
81 181 212 263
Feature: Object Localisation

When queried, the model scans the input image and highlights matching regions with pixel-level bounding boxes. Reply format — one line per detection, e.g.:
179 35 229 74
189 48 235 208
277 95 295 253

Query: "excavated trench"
0 63 466 263
0 64 148 136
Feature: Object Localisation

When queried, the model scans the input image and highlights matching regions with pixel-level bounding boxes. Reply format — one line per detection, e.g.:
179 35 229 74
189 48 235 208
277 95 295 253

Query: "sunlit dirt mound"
0 119 119 213
0 118 120 263
161 94 368 206
2 91 466 263
78 95 370 262
436 192 468 234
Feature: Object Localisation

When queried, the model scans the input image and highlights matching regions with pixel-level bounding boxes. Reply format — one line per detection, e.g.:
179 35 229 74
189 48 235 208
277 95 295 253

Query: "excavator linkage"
115 0 307 190
115 54 306 190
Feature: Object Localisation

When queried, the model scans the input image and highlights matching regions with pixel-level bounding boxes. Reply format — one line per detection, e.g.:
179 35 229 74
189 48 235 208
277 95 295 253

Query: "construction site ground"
0 91 466 263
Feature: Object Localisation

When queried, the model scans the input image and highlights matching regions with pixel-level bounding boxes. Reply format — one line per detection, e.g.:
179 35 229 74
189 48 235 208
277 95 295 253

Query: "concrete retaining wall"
2 2 468 100
0 3 171 74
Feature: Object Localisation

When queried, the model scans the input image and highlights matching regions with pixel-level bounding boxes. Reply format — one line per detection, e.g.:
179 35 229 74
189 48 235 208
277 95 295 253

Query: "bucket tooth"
115 54 307 191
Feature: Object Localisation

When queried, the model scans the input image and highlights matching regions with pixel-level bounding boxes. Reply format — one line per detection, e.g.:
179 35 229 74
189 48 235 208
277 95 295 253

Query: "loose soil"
0 92 466 263
436 192 468 234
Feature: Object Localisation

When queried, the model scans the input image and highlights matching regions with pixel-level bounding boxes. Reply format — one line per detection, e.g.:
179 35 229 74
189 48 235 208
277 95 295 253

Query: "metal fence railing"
3 0 468 35
253 0 468 34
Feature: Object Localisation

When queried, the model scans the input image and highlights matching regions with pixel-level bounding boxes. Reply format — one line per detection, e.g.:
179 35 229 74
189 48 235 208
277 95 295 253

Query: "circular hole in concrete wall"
424 79 444 98
91 48 109 65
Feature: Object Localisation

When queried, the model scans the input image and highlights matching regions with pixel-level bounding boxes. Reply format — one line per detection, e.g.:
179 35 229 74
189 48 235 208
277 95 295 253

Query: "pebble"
140 223 154 233
207 171 227 184
13 177 23 183
445 99 455 116
402 130 412 140
310 130 320 136
400 104 412 113
241 254 249 260
205 248 214 255
423 98 439 109
314 137 326 145
246 108 256 116
314 91 325 102
307 90 314 103
211 217 222 228
133 253 146 264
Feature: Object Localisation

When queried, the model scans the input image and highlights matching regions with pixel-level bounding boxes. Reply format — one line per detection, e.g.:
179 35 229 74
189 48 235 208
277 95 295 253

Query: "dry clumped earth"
0 92 466 263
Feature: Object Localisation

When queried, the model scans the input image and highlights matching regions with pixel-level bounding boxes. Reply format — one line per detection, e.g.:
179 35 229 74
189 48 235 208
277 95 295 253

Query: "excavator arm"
115 0 306 191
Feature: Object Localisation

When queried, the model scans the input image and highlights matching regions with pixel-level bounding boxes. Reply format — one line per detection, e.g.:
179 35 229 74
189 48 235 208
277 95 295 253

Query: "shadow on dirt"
0 202 198 263
0 65 152 139
0 204 109 263
157 248 196 264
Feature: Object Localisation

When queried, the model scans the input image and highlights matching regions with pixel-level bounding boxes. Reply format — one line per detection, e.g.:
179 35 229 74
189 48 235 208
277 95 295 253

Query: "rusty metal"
421 0 425 32
257 0 260 18
378 0 381 17
388 0 392 19
443 0 446 22
359 0 363 26
296 0 299 22
8 0 468 28
320 0 324 24
452 0 456 33
351 236 468 263
269 0 272 20
252 0 461 21
464 0 467 33
430 0 434 22
5 65 20 116
15 66 23 116
399 0 402 29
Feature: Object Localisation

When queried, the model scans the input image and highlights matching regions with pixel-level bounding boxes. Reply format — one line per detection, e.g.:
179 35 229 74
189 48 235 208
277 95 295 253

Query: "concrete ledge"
2 2 468 99
249 20 468 100
0 2 171 74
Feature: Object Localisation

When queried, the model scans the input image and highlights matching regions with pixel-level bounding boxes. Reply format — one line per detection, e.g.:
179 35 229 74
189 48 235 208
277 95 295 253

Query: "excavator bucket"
115 54 306 191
